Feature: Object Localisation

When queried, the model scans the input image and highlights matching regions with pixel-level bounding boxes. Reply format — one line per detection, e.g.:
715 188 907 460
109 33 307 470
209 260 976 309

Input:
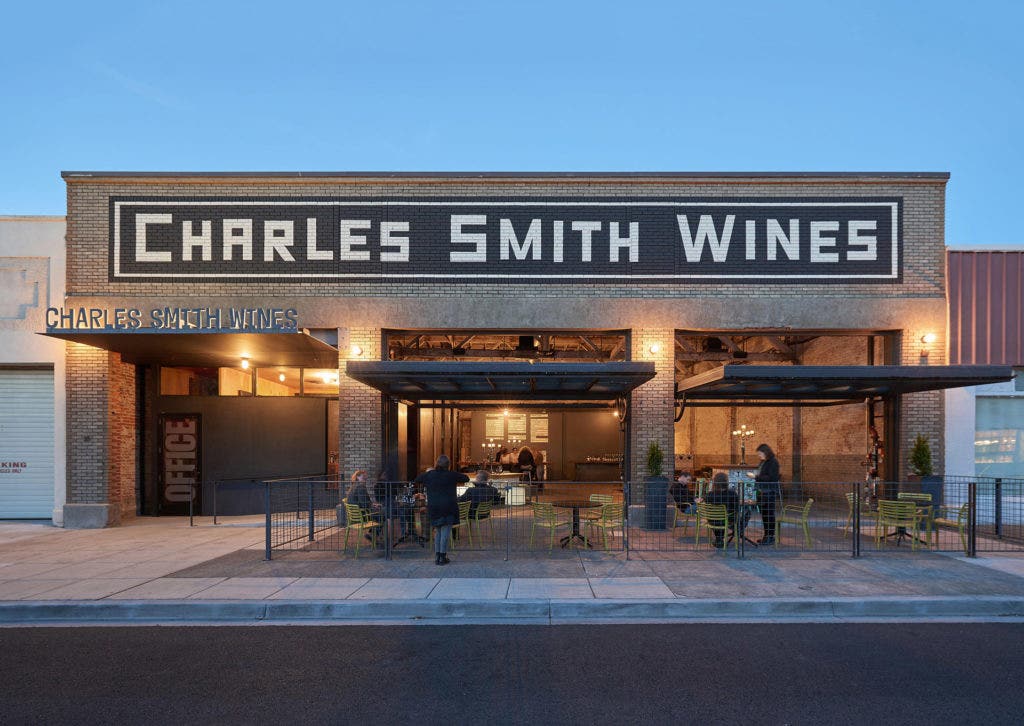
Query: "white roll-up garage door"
0 369 55 518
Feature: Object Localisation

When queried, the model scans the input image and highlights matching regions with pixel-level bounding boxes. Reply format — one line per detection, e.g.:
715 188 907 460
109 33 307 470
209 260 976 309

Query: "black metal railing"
261 475 1024 560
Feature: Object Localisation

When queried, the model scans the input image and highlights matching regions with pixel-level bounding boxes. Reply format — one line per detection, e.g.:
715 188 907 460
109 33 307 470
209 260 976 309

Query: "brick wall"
107 353 136 519
66 344 136 522
630 330 674 480
339 327 380 478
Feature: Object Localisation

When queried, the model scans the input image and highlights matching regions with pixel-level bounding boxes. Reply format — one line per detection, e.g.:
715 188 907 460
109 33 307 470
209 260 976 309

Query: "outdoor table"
551 500 601 548
887 503 932 546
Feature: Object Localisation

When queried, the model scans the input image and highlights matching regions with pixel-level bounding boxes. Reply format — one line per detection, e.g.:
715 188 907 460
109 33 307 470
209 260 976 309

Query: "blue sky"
1 1 1021 247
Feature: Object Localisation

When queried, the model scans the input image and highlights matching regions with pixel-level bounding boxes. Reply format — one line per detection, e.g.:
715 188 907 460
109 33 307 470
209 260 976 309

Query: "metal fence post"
385 481 393 561
213 481 219 525
504 484 511 562
994 478 1003 539
967 481 977 558
189 481 194 527
264 481 273 561
308 481 315 542
852 484 861 558
624 481 630 560
737 480 746 560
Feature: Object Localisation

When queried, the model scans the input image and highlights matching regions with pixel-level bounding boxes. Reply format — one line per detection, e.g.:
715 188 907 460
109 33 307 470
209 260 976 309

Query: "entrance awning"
42 330 340 368
345 361 656 401
675 364 1016 405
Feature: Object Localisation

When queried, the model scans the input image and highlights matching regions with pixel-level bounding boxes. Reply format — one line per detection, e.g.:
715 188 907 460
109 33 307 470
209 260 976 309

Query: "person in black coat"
753 443 782 545
413 455 469 565
702 473 738 548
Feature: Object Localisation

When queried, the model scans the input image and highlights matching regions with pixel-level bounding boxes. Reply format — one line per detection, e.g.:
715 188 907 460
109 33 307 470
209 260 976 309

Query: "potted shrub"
643 442 670 530
908 434 943 505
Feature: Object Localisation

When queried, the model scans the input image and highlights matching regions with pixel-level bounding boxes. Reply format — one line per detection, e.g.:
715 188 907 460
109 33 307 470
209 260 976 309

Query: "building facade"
0 216 67 522
53 171 973 528
945 249 1024 477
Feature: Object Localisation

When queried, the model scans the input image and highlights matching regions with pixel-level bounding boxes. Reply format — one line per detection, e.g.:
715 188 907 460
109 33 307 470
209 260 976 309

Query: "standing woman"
413 455 469 565
754 444 781 545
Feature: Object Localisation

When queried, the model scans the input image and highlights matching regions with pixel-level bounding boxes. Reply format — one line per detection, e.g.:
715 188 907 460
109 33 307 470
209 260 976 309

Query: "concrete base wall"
63 503 117 529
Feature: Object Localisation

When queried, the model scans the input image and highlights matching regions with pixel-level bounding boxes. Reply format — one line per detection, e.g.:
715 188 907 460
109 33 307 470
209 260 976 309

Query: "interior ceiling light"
278 373 286 382
240 358 250 370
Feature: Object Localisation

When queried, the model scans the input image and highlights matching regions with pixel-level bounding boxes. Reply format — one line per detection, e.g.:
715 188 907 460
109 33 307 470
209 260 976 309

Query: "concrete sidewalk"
2 519 1024 624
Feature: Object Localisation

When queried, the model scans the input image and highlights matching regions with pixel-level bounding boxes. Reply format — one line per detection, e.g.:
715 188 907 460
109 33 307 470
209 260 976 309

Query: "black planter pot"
919 475 943 507
644 475 670 530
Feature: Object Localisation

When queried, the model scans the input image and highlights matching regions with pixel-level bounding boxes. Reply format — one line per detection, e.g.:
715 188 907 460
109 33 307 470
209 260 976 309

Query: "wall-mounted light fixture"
919 332 937 361
240 357 250 370
351 344 363 357
649 343 662 355
278 373 286 382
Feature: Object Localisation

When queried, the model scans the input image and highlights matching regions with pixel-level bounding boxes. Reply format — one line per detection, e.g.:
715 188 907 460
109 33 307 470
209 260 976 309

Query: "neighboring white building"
0 216 67 523
944 249 1024 479
946 377 1024 478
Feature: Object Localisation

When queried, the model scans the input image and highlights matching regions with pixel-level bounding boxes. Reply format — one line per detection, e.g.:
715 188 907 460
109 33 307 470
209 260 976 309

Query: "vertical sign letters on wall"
159 413 201 515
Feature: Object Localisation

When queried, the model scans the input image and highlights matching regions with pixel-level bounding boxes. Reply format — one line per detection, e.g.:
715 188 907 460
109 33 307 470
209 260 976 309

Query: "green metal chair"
469 500 495 545
529 502 569 552
695 502 737 554
583 493 615 523
933 502 969 554
844 491 874 537
776 498 814 547
898 492 934 544
875 499 923 550
342 502 380 557
584 502 624 551
449 500 473 550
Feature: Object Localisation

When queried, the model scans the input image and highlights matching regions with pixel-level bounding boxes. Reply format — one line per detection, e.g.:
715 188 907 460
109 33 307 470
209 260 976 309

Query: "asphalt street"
1 623 1021 725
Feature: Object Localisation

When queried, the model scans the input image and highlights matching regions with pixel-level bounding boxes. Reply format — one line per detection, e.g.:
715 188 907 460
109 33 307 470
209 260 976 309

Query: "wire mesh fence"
261 475 1024 560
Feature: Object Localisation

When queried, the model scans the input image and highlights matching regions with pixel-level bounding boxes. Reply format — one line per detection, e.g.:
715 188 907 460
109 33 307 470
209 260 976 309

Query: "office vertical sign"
159 414 201 515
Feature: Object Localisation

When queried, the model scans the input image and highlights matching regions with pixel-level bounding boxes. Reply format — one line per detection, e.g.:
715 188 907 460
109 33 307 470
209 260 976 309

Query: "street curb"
1 596 1023 624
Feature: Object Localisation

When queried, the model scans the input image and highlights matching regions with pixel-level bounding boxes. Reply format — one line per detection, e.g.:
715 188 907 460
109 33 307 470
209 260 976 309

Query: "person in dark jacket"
702 472 739 548
753 443 782 545
413 455 469 565
517 446 536 480
346 470 376 512
458 470 500 517
670 472 696 514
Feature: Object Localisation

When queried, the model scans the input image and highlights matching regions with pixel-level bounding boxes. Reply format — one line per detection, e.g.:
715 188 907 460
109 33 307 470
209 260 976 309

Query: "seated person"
346 470 378 514
699 473 738 548
457 470 500 517
669 472 696 514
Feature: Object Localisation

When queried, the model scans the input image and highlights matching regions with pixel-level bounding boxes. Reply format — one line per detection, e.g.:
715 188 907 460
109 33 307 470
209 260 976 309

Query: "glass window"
218 366 254 396
975 396 1024 477
160 367 218 396
304 368 340 396
257 368 301 396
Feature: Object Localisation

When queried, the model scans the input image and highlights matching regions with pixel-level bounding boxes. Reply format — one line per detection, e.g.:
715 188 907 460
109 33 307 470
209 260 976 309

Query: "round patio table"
551 500 601 548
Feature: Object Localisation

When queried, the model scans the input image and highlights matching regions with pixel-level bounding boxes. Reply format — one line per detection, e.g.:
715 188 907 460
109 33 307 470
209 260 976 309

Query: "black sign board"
111 197 901 283
158 413 201 515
